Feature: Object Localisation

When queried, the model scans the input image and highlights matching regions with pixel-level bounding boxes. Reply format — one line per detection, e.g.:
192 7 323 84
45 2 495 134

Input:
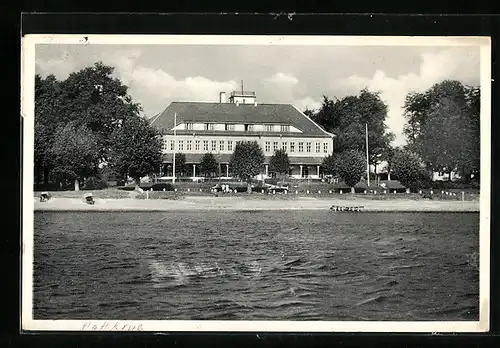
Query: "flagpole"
172 112 176 184
366 123 370 187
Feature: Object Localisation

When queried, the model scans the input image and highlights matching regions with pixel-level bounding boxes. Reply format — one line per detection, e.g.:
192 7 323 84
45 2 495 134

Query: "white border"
21 34 491 333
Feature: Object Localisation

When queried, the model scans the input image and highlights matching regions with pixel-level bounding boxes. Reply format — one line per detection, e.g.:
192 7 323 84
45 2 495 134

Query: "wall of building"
162 134 334 158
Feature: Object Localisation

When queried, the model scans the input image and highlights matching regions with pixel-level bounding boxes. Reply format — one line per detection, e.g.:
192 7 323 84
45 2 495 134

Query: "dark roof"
151 102 334 138
161 153 324 165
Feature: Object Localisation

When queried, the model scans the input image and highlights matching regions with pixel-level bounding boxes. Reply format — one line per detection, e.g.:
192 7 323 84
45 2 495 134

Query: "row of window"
162 139 329 153
265 141 329 153
185 123 290 132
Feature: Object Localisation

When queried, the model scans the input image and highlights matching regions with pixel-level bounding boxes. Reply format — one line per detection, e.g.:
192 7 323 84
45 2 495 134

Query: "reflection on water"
33 211 479 320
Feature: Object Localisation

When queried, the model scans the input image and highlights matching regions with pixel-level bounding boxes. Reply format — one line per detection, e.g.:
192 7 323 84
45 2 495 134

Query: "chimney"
219 92 227 103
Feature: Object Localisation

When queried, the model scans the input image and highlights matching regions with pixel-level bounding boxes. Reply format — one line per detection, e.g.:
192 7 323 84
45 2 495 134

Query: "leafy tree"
391 150 426 192
199 152 218 178
34 74 62 184
402 80 480 182
403 80 469 144
310 89 395 173
229 141 265 193
174 153 187 177
269 149 290 185
336 150 366 192
49 122 101 191
57 61 142 161
321 154 337 178
418 97 477 179
108 116 162 185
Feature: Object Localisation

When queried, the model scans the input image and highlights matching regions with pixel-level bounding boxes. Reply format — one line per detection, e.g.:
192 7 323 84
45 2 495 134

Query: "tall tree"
56 61 142 161
34 74 62 184
229 141 265 193
108 116 162 185
269 149 290 185
199 152 219 178
336 150 366 192
49 122 101 191
310 89 394 172
402 80 480 180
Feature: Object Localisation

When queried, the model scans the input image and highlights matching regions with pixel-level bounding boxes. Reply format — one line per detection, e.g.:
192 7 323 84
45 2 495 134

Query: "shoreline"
33 197 480 212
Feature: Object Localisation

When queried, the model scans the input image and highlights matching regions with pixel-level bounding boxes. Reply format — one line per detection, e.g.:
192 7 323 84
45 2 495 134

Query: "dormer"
229 91 256 105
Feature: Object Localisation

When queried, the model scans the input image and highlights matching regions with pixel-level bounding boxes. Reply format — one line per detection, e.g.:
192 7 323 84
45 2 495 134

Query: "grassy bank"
33 187 480 201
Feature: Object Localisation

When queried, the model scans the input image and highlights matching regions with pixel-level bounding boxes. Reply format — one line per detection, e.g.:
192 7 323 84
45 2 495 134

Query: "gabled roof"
151 102 335 138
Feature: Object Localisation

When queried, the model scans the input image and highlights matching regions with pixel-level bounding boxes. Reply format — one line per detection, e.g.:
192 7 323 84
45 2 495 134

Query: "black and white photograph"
21 34 491 332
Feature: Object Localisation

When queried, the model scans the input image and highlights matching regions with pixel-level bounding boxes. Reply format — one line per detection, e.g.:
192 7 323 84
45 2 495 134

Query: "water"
33 211 479 321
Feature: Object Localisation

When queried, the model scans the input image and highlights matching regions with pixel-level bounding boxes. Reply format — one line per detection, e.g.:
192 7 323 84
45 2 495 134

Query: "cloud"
264 72 321 112
36 51 79 79
339 48 480 146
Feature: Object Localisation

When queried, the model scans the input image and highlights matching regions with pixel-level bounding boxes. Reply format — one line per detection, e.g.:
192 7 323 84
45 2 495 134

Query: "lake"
33 211 479 321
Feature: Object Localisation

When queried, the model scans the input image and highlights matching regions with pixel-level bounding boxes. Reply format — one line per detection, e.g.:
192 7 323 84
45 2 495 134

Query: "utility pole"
366 123 370 187
172 112 177 184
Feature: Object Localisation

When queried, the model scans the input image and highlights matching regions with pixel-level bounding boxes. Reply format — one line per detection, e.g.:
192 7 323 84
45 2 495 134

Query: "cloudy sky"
35 42 480 145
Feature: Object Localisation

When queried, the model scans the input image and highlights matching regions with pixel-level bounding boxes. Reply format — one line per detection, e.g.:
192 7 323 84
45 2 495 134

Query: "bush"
82 176 108 190
391 150 426 192
139 183 175 191
336 150 366 188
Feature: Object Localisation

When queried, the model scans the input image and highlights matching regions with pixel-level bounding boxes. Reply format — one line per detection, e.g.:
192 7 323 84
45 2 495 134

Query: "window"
315 142 321 153
280 125 290 132
225 124 235 131
298 142 304 152
323 142 328 153
170 140 175 151
162 138 168 150
178 140 184 151
228 141 233 151
195 140 200 151
282 142 287 151
211 140 217 152
219 140 225 151
244 124 254 131
203 140 209 151
265 124 273 132
205 123 215 131
306 142 311 152
290 142 295 152
265 141 271 152
187 140 192 151
186 123 193 130
273 141 279 152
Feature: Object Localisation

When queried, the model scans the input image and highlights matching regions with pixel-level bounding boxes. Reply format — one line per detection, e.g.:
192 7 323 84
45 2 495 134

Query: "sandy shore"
33 196 480 212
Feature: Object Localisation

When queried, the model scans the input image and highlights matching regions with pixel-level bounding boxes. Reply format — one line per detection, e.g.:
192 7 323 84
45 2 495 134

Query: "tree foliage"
108 116 162 184
174 153 187 177
48 122 101 190
199 152 219 178
229 141 265 192
336 150 366 188
34 62 148 188
309 89 395 171
269 149 290 185
402 80 480 180
321 154 337 177
391 150 426 192
269 149 290 175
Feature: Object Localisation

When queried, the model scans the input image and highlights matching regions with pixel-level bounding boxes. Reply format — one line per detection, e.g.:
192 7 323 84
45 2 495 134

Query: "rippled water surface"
33 211 479 320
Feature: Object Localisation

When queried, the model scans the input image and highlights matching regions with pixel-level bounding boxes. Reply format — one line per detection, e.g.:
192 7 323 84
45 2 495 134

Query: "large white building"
150 90 336 180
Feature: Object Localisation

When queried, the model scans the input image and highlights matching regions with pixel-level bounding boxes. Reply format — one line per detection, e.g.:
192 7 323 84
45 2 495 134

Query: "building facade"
150 91 336 180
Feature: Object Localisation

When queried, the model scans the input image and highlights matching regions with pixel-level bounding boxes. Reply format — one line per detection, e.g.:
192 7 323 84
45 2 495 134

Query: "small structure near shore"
84 193 95 205
330 205 364 212
39 192 51 202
